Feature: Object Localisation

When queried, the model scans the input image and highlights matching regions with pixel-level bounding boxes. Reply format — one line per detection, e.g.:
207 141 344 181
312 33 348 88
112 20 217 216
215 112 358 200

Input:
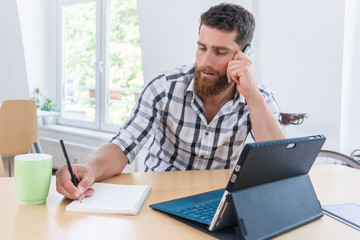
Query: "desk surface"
1 165 360 240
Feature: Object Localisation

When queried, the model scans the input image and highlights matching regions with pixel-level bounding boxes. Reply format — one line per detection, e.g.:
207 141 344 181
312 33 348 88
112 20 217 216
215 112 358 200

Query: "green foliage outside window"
63 0 143 126
110 0 144 89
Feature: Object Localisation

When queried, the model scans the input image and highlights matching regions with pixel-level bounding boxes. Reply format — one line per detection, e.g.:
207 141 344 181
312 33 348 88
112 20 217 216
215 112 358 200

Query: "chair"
280 112 308 126
0 100 42 176
351 149 360 160
277 113 360 170
317 150 360 170
0 154 5 177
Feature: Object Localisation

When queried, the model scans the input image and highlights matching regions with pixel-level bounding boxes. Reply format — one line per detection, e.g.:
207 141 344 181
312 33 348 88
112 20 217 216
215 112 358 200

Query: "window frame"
56 0 142 132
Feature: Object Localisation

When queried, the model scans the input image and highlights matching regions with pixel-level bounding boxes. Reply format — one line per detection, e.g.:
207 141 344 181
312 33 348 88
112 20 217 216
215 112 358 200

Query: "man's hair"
200 3 255 48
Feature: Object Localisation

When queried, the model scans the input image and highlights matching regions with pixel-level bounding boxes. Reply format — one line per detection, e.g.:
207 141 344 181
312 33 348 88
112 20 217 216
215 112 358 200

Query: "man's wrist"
243 89 264 105
85 159 99 181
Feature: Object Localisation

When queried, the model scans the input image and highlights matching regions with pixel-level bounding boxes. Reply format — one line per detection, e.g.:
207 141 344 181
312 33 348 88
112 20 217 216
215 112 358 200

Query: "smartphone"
242 44 252 59
230 44 252 83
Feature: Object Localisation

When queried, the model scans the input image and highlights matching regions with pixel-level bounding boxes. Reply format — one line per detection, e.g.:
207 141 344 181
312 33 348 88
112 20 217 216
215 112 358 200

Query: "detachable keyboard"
174 199 220 224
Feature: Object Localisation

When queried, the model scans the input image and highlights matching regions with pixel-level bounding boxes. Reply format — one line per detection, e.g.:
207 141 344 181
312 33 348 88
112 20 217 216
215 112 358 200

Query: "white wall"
252 0 345 151
137 0 251 84
0 0 29 104
16 0 57 104
0 0 56 104
341 0 360 154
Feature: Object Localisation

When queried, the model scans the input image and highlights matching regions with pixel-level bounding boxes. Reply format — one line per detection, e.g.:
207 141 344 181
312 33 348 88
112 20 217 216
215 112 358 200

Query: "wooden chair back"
0 154 5 177
0 100 38 157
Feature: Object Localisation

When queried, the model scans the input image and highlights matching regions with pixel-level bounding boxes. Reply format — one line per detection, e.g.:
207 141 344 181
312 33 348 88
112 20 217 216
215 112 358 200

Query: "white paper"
66 183 152 215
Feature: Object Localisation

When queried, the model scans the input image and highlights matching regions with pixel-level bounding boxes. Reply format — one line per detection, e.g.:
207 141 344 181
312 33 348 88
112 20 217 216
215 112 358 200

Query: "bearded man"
56 3 286 200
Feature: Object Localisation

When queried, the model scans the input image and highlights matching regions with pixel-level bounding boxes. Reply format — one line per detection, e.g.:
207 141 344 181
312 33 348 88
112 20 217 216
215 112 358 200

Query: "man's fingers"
232 50 240 60
228 57 253 82
56 180 80 200
56 166 82 199
227 69 233 84
228 65 247 84
84 188 95 198
61 175 82 198
77 177 94 196
74 165 95 194
237 49 248 58
228 51 241 83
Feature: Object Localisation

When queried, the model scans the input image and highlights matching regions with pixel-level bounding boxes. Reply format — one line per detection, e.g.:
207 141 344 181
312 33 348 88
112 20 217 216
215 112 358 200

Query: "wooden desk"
1 165 360 240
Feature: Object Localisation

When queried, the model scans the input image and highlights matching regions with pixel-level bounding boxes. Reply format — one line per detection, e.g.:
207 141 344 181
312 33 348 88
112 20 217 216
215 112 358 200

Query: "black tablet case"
169 175 322 240
231 174 323 239
166 136 326 239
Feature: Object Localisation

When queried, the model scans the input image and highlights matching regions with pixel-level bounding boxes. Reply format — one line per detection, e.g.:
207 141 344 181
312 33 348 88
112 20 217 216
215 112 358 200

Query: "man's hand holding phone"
227 44 258 99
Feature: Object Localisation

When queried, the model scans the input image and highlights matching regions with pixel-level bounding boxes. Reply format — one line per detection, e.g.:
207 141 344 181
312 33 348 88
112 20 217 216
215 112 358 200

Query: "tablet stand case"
166 136 325 239
231 174 323 240
169 173 323 240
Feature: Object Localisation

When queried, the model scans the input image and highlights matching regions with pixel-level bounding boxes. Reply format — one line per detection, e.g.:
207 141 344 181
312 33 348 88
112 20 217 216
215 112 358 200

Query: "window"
57 0 144 132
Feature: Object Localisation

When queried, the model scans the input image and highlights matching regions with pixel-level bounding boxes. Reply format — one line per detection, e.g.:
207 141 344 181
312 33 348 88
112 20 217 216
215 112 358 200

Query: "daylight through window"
58 0 144 131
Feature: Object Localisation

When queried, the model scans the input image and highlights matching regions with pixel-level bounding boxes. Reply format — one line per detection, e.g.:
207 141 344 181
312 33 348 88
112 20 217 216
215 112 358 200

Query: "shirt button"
205 132 209 135
200 155 204 158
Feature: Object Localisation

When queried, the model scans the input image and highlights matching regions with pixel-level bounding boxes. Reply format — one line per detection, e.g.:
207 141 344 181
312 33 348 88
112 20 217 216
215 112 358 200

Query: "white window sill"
37 124 142 172
38 124 116 143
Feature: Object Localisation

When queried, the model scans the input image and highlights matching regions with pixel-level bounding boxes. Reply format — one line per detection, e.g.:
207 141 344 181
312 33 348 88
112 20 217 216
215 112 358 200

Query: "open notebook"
66 183 152 215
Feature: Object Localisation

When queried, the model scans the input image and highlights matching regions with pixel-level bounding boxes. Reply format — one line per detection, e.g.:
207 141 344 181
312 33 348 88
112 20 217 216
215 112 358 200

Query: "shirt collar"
233 90 246 107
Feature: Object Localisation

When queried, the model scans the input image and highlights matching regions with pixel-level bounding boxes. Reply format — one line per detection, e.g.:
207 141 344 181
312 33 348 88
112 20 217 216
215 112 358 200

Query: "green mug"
14 153 52 205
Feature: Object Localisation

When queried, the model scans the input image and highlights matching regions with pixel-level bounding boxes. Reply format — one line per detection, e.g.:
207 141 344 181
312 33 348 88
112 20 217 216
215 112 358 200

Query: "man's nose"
200 51 214 68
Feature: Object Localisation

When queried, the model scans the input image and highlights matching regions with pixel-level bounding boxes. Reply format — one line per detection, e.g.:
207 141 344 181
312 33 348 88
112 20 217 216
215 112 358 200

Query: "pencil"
60 140 78 187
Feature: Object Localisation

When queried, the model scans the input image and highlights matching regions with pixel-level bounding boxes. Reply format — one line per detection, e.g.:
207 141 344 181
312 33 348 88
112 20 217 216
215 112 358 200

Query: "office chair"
0 154 5 177
0 100 42 176
280 112 308 126
351 149 360 160
277 113 360 170
317 150 360 170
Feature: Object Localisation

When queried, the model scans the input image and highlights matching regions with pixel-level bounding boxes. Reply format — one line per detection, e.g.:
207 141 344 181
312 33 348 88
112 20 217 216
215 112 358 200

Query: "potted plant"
32 88 59 125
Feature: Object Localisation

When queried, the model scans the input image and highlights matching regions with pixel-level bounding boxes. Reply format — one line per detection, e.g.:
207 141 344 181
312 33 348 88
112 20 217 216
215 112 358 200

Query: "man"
56 3 286 200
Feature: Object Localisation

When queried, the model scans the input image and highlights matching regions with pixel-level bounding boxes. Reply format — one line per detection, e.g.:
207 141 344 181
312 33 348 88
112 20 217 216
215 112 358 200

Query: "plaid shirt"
111 64 281 172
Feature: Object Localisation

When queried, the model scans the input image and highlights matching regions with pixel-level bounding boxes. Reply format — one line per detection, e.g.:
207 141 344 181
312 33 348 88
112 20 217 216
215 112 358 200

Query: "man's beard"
194 65 232 98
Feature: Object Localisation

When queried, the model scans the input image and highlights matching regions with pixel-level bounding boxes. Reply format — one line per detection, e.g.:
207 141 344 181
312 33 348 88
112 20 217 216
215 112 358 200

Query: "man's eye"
199 47 207 51
215 51 226 55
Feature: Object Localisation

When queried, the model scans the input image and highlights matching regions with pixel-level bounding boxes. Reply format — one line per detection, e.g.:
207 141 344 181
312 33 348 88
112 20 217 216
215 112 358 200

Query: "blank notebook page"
66 182 152 215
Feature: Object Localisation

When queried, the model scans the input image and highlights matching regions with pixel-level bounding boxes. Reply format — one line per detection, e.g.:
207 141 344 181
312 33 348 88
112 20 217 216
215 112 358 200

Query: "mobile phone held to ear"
242 44 252 59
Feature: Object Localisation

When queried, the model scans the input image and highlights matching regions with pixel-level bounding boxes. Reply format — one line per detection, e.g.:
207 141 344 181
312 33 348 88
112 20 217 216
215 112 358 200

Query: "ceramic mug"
14 153 52 205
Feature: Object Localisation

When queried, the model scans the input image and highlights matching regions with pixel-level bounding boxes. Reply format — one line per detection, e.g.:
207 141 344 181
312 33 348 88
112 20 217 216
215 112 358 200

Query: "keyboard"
174 199 220 224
